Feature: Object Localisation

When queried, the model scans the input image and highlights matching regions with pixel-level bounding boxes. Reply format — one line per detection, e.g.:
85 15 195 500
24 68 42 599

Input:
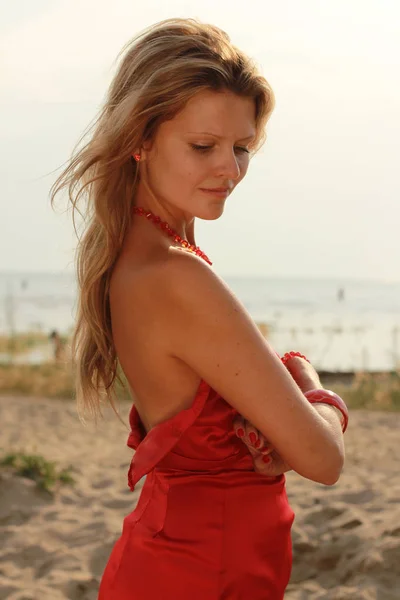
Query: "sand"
0 395 399 600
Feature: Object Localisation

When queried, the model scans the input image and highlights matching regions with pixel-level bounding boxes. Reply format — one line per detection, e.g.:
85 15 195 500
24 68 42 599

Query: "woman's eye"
191 144 213 152
235 147 250 155
190 144 250 155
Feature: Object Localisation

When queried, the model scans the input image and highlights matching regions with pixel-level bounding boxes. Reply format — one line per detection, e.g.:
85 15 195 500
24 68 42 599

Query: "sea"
1 270 400 372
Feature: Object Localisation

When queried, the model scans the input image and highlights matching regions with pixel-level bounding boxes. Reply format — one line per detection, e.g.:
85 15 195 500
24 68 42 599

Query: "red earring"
133 153 141 162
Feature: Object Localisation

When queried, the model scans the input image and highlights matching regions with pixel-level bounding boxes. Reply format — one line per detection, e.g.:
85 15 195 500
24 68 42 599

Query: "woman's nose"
215 150 241 180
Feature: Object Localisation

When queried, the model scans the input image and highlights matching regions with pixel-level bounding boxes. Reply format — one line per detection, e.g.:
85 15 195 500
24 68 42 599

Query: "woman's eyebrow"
187 131 256 141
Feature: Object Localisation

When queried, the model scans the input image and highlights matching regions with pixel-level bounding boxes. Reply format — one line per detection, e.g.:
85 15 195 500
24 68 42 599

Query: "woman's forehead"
166 90 257 138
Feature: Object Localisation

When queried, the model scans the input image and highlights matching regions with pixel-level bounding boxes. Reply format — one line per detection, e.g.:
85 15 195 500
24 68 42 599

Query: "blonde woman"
51 18 348 600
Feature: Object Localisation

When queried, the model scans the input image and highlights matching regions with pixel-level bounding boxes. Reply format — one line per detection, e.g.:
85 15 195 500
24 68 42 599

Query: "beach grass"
0 362 131 401
331 370 400 411
0 362 76 399
1 332 399 411
0 361 400 412
0 451 75 494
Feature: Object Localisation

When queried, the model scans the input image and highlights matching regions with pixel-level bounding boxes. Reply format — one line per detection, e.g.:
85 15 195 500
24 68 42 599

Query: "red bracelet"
304 389 349 433
281 351 311 366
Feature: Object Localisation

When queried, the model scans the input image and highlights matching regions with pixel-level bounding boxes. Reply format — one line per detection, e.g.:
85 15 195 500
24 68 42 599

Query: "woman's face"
140 89 257 221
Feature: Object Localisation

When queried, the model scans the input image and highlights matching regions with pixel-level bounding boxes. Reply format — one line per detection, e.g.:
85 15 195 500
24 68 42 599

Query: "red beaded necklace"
133 206 212 265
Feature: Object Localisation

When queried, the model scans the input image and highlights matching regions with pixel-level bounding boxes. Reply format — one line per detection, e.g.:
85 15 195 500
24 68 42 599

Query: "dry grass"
332 370 400 411
0 362 131 401
0 361 400 412
0 362 75 398
1 332 399 410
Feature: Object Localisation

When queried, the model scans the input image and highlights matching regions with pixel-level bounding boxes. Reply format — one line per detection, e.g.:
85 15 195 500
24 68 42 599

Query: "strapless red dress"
98 380 295 599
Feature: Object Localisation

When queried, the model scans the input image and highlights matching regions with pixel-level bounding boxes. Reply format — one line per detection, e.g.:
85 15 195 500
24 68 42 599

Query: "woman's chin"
197 202 226 221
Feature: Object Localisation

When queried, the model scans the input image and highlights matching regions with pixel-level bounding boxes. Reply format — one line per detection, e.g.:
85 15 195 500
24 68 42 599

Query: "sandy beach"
0 395 399 600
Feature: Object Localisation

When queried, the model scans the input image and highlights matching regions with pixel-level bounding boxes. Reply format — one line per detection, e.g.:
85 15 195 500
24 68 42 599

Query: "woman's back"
109 221 207 433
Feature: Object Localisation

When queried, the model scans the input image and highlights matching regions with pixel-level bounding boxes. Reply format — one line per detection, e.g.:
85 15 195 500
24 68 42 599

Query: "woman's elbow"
317 465 343 486
313 447 345 486
294 444 345 486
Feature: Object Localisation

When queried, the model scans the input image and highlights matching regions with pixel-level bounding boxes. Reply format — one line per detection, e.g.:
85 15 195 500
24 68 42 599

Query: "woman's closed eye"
190 144 250 155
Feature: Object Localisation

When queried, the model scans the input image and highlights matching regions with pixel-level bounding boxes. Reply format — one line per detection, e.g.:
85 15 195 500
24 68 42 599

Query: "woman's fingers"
233 416 246 438
243 420 262 450
232 417 290 477
243 420 273 454
233 418 273 455
234 417 257 446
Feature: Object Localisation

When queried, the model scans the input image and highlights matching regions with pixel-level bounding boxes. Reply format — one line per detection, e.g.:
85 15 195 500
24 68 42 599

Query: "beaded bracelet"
281 351 311 366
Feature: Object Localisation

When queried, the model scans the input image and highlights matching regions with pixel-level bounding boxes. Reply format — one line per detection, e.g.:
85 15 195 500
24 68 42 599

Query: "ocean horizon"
1 270 399 372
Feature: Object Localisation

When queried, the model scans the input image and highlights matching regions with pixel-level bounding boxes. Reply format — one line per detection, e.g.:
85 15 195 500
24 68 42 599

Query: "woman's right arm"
157 250 345 485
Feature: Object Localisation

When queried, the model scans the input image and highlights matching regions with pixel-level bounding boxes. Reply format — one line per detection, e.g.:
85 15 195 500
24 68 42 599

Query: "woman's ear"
140 138 155 161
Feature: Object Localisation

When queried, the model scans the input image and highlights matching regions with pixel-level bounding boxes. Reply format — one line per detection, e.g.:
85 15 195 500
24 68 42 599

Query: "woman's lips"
200 187 230 197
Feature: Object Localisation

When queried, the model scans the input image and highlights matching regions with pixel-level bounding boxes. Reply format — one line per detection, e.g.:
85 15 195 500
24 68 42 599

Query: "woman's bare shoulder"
161 246 238 304
115 246 228 307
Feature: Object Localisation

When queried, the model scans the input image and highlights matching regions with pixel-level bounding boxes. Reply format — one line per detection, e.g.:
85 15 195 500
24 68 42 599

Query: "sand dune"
0 396 399 599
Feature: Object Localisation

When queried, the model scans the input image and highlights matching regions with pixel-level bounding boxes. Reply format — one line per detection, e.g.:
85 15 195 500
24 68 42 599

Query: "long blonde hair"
50 18 275 420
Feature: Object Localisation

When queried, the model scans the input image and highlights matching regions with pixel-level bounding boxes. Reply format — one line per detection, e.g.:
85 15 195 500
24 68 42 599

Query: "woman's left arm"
234 403 344 479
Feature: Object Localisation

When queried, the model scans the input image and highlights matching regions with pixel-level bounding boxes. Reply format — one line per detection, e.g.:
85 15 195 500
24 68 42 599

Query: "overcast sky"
1 0 399 281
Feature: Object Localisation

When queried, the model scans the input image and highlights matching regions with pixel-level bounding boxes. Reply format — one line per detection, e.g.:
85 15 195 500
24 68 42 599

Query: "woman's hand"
283 355 322 393
233 416 292 477
253 448 293 478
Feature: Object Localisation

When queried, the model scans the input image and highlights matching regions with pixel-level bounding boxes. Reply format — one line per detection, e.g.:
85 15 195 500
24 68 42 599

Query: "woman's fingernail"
254 439 261 448
262 455 272 464
249 432 257 445
237 428 245 438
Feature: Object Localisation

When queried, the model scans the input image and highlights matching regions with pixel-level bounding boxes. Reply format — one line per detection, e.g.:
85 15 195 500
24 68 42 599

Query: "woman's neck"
134 184 196 247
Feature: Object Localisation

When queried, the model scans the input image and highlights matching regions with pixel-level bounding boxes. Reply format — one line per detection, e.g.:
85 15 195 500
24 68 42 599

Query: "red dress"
98 379 295 599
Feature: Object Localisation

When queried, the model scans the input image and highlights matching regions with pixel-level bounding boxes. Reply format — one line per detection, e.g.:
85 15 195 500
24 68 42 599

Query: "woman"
51 18 348 599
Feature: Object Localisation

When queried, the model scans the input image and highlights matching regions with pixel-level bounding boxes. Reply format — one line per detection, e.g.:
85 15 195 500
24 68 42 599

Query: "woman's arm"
148 250 344 485
234 402 345 482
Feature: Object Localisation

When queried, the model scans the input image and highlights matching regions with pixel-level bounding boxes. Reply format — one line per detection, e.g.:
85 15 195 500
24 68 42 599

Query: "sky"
0 0 399 281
